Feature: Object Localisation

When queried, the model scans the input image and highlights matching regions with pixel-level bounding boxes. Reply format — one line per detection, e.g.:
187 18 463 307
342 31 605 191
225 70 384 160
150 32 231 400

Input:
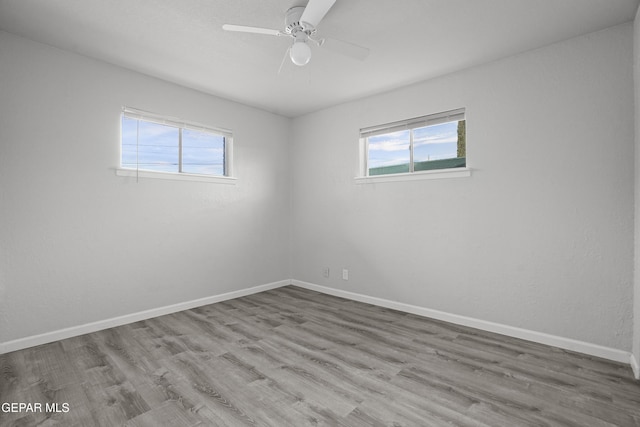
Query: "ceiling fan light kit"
222 0 369 68
290 39 312 66
286 6 312 66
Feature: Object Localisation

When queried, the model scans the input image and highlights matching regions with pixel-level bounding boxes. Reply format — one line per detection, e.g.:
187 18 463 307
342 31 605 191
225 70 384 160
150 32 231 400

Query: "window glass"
122 118 179 173
120 109 231 178
413 121 457 163
367 130 410 176
361 109 466 177
182 129 225 175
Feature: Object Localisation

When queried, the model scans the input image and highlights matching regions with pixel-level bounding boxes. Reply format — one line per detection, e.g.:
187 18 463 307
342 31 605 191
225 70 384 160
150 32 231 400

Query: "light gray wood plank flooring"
1 285 639 426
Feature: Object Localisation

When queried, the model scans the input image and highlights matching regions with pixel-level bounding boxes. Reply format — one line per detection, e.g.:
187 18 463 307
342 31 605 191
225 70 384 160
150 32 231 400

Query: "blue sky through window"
367 130 410 170
121 116 225 176
182 129 224 176
413 121 458 162
368 120 460 173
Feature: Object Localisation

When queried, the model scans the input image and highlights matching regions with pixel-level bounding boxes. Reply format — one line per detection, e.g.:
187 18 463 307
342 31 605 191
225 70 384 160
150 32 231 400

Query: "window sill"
355 167 471 184
115 168 237 184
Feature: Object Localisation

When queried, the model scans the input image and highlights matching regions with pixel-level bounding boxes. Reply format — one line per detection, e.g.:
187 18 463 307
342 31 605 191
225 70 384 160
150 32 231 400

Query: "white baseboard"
0 280 291 355
3 278 634 372
292 280 632 365
631 353 640 380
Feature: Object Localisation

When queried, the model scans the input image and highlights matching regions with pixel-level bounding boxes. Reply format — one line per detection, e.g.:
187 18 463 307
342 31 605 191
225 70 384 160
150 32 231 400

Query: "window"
119 107 233 181
359 108 467 180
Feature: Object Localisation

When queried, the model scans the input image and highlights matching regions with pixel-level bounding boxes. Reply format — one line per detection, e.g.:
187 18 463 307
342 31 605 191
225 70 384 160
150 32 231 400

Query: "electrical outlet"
322 267 330 278
342 269 349 280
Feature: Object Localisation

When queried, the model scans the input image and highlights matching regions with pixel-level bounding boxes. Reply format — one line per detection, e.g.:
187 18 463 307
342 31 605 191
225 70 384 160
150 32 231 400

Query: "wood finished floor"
1 286 640 427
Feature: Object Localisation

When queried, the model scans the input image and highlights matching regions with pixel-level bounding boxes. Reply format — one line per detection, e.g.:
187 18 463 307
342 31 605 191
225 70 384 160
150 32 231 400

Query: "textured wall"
0 31 291 343
291 24 635 351
0 23 635 355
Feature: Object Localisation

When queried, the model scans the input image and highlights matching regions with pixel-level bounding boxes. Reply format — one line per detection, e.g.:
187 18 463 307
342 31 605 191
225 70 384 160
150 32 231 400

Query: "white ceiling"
1 0 638 117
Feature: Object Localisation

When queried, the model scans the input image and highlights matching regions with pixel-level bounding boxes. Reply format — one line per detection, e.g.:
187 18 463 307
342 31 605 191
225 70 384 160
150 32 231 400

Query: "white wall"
0 31 291 344
291 24 635 351
1 23 636 359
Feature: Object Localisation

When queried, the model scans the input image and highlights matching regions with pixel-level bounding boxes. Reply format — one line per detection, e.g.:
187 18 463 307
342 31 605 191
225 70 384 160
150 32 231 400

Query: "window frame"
117 107 235 184
356 108 470 183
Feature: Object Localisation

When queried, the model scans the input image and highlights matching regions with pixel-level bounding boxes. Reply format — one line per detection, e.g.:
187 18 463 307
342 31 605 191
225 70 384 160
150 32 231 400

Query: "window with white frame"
360 108 466 178
120 107 233 179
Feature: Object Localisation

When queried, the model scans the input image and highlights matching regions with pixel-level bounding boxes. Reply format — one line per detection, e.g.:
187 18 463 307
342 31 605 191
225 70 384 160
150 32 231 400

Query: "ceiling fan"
222 0 369 67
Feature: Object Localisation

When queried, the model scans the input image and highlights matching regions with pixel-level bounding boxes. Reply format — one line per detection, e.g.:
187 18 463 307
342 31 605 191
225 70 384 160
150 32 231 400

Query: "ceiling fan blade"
222 24 283 36
278 47 291 75
300 0 337 28
320 37 370 61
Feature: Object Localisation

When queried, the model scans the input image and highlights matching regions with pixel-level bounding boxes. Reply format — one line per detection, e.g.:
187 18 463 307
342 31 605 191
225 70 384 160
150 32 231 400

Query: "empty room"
2 0 640 425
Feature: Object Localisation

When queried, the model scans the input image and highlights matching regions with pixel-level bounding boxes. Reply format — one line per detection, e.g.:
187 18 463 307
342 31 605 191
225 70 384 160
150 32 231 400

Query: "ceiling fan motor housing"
285 6 314 35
